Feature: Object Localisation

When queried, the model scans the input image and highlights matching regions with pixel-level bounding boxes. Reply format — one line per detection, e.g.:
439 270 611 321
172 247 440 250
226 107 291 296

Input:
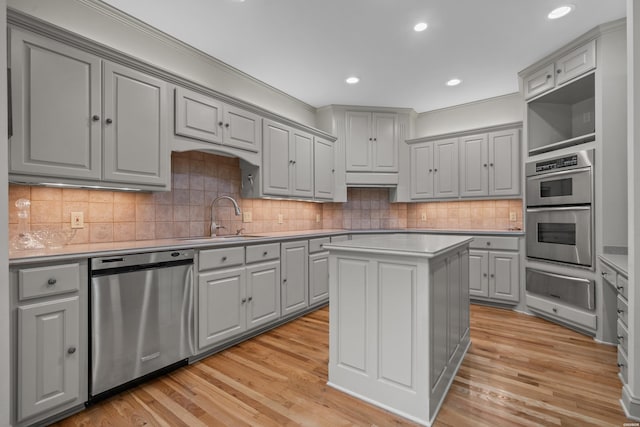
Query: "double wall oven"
525 150 596 313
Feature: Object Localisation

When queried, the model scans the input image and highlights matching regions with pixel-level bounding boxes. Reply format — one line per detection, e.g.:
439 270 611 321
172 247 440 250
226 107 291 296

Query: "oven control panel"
535 155 578 173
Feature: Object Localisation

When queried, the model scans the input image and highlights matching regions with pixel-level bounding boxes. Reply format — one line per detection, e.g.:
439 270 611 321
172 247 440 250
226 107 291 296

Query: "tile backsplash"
8 151 523 244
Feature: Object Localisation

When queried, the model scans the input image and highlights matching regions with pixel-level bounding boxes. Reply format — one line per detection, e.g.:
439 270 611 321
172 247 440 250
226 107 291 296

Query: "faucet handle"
236 228 245 236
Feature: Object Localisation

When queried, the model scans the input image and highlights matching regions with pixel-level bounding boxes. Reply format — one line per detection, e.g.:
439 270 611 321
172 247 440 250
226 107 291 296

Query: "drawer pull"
618 309 625 314
47 278 57 287
283 278 287 283
241 298 247 304
552 307 558 313
618 335 625 341
222 256 228 262
601 271 608 276
617 286 625 291
67 346 76 355
618 363 625 368
486 242 491 246
263 251 268 256
248 296 253 302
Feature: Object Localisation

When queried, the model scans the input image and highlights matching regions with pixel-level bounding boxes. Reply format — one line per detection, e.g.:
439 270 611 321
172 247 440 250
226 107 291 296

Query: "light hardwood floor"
52 305 631 426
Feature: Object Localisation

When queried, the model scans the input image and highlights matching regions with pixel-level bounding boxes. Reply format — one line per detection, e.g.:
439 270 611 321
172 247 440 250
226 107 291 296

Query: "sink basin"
176 235 262 243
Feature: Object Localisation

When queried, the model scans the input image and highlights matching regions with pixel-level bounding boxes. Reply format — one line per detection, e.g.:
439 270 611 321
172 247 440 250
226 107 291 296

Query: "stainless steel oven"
525 149 594 267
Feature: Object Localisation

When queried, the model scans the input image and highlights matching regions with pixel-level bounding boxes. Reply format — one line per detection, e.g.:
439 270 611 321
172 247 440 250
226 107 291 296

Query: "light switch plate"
243 211 252 223
509 211 517 221
71 212 84 229
316 214 321 223
421 212 427 221
278 213 284 224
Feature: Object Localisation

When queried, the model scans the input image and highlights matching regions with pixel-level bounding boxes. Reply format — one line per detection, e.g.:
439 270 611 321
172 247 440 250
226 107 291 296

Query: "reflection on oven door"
526 206 592 267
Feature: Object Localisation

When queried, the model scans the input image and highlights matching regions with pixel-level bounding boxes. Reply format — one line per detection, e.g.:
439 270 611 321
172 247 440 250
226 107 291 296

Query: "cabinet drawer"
526 293 596 331
199 247 244 270
470 236 518 251
246 243 280 263
617 319 629 355
555 40 596 86
600 262 616 287
524 63 555 99
309 237 330 253
617 294 628 327
618 347 628 385
617 274 628 299
19 263 80 300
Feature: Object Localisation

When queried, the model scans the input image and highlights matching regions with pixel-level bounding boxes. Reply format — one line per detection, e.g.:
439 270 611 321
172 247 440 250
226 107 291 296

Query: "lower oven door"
526 206 592 267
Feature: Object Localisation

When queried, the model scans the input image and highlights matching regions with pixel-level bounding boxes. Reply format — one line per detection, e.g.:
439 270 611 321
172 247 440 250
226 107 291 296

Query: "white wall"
415 93 523 138
1 1 11 425
7 0 317 128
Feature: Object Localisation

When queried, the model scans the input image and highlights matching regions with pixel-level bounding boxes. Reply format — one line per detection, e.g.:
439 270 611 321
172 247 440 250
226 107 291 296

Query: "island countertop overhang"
323 234 473 258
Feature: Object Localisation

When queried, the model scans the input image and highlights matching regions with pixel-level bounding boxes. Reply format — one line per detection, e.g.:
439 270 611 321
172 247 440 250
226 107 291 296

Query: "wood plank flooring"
52 305 632 426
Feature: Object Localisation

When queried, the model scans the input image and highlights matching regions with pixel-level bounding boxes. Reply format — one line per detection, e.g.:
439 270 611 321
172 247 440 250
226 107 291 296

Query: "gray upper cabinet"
262 119 313 198
460 128 520 197
410 142 435 199
10 28 102 181
103 62 168 186
174 87 261 153
313 137 335 200
346 111 398 172
409 138 458 200
9 27 170 190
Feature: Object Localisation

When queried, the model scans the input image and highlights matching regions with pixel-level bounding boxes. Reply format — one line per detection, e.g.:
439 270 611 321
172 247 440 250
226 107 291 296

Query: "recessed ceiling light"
446 78 462 87
414 22 428 32
346 76 360 84
548 5 574 19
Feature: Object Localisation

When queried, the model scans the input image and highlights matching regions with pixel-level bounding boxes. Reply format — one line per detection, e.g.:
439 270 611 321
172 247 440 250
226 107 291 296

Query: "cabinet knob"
292 160 296 165
618 309 625 314
486 242 491 246
283 278 287 283
557 69 562 74
248 296 253 302
92 115 100 121
222 256 227 262
47 278 57 287
483 164 488 167
601 271 608 276
241 298 247 304
483 273 487 277
618 335 625 341
489 163 494 167
617 286 624 291
428 169 433 173
369 138 373 141
618 363 625 368
105 118 113 124
332 169 335 173
67 346 76 354
225 123 230 128
490 274 495 278
373 138 377 141
434 168 438 172
218 121 224 127
263 251 268 256
552 307 558 313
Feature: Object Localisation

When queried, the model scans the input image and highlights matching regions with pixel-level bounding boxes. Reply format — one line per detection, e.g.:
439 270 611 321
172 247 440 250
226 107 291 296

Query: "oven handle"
526 206 591 213
526 165 591 179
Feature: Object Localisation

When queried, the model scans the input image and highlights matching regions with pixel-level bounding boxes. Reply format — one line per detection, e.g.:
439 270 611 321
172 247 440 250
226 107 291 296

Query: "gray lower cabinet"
11 261 88 426
197 244 281 350
309 237 330 306
9 27 169 190
281 240 309 316
469 237 520 304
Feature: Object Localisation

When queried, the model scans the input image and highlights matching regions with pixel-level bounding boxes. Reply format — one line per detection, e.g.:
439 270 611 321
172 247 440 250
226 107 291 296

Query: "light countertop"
599 254 628 276
9 228 522 265
324 234 473 258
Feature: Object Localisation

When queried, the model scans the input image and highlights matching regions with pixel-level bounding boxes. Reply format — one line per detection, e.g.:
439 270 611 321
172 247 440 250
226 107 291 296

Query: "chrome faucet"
210 195 242 236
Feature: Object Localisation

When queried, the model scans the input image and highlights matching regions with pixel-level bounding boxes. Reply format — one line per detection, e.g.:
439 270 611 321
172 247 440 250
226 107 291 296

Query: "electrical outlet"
421 212 427 221
278 213 284 224
71 212 84 229
509 211 517 221
243 211 252 223
316 214 321 223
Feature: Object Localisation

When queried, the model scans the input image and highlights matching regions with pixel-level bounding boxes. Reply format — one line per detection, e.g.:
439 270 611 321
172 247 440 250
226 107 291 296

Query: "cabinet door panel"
346 111 372 171
198 268 245 348
174 88 223 144
410 143 434 199
469 250 489 297
430 257 448 390
281 241 309 316
460 134 488 197
314 138 335 200
10 29 101 179
489 251 519 302
262 120 291 196
524 63 555 99
246 261 280 329
489 129 520 196
447 252 461 361
18 297 80 421
459 249 470 338
434 138 459 198
555 40 596 85
309 252 329 305
372 113 398 172
103 62 168 186
291 131 314 197
224 105 261 152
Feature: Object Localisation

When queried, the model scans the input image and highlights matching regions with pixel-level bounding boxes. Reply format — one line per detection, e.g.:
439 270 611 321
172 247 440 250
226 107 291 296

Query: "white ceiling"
100 0 626 113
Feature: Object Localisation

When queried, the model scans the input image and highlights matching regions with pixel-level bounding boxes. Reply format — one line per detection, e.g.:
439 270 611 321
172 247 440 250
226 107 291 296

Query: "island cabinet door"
447 252 461 361
281 241 309 316
430 256 449 392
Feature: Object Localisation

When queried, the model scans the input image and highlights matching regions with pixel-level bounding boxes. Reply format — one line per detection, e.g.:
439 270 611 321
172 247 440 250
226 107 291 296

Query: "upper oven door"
526 167 592 207
526 206 592 267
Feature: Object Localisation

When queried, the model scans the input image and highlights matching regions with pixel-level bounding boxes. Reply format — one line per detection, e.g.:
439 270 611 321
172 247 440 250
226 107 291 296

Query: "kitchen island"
324 234 472 426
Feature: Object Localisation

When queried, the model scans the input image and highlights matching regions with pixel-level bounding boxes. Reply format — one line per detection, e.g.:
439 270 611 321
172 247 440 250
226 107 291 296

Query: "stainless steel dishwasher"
89 249 195 401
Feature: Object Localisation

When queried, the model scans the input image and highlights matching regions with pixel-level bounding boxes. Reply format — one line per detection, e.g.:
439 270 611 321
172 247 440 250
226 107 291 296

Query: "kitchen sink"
176 235 263 243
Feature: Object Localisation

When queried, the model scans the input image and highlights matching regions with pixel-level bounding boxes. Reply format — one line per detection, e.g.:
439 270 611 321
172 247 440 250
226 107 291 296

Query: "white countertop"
599 254 628 276
324 234 473 258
